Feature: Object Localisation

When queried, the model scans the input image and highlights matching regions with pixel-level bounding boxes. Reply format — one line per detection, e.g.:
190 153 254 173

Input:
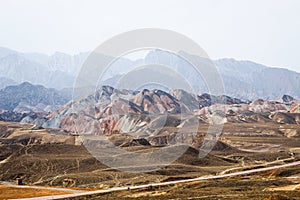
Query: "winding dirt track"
13 161 300 200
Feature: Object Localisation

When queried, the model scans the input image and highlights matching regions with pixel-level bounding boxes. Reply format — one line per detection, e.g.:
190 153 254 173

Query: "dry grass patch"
0 185 71 199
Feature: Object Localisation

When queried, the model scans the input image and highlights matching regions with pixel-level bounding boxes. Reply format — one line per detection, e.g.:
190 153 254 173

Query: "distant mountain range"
0 47 88 89
0 47 299 100
0 76 17 89
0 82 71 114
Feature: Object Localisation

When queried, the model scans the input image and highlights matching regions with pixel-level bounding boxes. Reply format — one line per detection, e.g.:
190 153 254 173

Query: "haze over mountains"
0 47 88 89
0 47 300 100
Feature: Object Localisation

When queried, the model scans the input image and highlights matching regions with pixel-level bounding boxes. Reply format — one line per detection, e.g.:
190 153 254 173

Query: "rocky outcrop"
270 112 300 124
170 89 199 112
281 94 295 103
290 103 300 113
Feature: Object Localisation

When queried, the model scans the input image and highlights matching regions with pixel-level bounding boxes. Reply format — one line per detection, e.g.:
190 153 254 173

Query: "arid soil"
0 185 71 200
0 120 299 199
73 171 300 200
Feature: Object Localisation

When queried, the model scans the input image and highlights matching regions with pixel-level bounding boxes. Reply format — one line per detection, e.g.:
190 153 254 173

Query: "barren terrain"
0 120 299 199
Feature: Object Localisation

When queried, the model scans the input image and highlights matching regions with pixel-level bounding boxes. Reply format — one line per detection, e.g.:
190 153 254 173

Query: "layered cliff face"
1 83 299 133
25 86 299 141
38 86 188 135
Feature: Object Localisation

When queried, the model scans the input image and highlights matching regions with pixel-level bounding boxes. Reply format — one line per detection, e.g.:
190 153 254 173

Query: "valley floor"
0 121 299 199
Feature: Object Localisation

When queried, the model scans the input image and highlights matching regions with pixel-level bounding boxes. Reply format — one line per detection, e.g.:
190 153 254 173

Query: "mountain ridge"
1 47 300 99
0 82 71 114
28 85 300 135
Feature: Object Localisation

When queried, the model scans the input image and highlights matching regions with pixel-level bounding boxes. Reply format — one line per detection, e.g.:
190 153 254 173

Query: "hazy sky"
0 0 299 72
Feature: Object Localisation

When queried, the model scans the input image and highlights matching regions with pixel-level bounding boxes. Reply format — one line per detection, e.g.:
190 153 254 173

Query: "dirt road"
14 160 300 200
